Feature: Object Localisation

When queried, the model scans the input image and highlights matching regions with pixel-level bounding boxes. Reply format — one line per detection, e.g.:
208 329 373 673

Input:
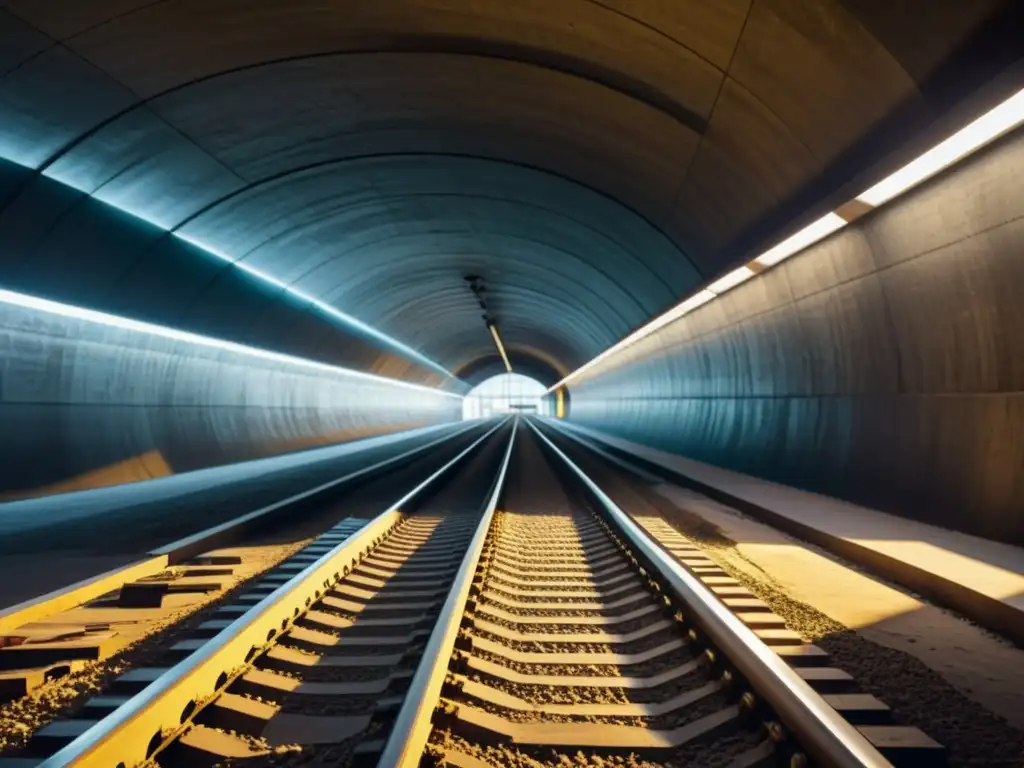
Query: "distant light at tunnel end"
548 85 1024 394
0 287 463 399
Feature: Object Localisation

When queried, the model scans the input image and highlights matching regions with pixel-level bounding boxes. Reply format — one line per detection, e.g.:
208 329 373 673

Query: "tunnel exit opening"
462 373 552 420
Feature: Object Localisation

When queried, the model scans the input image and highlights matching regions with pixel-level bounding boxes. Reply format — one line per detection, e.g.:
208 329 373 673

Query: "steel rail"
0 420 483 636
40 417 511 768
527 418 891 768
376 417 518 768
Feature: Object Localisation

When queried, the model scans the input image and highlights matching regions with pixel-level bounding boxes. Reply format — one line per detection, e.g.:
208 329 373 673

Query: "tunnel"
4 6 1024 765
2 0 1023 542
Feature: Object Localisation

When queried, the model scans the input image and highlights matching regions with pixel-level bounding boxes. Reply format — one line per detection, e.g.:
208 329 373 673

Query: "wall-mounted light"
548 85 1024 393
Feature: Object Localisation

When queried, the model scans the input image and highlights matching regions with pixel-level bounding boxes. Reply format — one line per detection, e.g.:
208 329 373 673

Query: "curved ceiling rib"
33 47 709 174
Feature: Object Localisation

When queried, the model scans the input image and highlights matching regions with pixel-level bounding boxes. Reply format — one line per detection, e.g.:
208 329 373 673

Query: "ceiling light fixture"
467 274 513 374
489 323 513 373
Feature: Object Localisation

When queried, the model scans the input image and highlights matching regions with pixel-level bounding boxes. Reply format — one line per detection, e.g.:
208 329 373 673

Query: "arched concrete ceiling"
0 0 1020 378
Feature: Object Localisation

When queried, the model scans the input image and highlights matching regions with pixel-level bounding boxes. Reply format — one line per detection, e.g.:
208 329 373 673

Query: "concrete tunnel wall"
0 296 463 499
567 126 1024 545
0 157 464 499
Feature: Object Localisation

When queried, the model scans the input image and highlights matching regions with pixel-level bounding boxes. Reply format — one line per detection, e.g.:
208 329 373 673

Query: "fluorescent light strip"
19 163 454 380
548 215 845 392
550 86 1024 393
857 86 1024 206
663 289 716 320
706 265 755 295
489 324 513 372
549 289 716 390
548 214 847 392
754 213 847 267
0 287 463 399
171 232 449 376
0 151 38 171
173 232 450 377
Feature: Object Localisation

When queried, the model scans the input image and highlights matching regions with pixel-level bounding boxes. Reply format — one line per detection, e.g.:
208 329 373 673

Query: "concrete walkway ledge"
548 420 1024 648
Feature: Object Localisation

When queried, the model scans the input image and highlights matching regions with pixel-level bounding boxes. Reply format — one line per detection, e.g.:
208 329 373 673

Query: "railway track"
419 430 767 767
153 422 515 767
0 420 498 763
0 417 944 767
